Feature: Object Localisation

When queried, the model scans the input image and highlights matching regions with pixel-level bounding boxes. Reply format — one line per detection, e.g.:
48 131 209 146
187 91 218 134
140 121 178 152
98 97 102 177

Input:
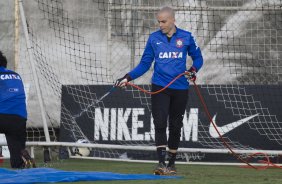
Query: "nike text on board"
92 108 258 141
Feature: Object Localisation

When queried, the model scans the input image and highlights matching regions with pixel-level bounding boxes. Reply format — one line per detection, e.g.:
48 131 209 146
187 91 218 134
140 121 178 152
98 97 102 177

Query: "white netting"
1 0 282 160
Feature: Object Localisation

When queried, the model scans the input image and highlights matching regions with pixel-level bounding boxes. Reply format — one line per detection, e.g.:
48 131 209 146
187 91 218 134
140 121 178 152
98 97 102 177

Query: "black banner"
60 85 282 161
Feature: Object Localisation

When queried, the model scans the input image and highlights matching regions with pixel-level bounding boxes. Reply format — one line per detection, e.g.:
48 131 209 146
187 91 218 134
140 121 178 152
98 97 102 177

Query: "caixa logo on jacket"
159 52 183 58
0 74 21 80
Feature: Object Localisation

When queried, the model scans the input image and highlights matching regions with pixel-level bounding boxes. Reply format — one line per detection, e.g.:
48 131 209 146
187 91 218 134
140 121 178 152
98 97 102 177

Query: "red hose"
192 80 257 169
126 72 186 95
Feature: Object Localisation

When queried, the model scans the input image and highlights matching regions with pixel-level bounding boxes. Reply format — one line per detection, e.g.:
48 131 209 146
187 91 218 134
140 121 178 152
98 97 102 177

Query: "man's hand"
114 74 131 87
185 67 197 81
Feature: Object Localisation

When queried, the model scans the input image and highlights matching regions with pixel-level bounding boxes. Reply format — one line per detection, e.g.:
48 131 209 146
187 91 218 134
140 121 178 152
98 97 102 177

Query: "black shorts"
0 114 27 136
151 84 189 148
0 114 27 168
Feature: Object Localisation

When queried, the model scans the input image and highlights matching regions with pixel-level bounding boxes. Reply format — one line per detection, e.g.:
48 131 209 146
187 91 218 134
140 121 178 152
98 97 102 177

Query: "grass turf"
2 158 280 184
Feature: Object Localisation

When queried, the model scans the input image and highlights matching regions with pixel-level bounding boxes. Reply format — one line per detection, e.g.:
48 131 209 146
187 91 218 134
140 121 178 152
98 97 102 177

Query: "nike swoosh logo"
209 113 259 138
156 42 162 45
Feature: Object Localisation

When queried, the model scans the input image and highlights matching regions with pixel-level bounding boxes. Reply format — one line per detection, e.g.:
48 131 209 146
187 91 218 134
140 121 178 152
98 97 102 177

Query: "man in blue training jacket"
0 51 35 168
115 7 203 175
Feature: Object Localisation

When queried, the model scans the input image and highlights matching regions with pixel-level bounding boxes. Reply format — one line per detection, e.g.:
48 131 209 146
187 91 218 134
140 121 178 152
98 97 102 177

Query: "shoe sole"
154 169 166 175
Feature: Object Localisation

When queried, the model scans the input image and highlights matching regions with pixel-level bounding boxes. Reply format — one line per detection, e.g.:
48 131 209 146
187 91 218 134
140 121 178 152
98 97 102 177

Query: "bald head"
157 6 176 37
157 6 175 19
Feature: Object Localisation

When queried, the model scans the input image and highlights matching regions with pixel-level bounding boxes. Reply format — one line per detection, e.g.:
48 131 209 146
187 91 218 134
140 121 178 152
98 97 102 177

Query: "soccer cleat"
21 150 36 168
153 163 167 175
166 164 177 175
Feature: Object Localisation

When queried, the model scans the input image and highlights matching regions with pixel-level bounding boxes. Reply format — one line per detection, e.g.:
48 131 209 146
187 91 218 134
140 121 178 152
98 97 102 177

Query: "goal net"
1 0 282 163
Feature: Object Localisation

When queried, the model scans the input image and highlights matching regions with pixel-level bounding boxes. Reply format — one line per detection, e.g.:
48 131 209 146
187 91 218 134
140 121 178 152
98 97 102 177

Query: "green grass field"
2 158 281 184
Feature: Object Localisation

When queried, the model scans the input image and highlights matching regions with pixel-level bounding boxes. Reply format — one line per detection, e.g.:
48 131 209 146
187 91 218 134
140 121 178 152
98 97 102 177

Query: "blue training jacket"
0 66 27 118
128 27 203 89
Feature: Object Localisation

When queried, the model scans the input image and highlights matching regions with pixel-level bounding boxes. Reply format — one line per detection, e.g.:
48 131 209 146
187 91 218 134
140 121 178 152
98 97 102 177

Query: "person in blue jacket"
0 51 35 168
115 7 203 175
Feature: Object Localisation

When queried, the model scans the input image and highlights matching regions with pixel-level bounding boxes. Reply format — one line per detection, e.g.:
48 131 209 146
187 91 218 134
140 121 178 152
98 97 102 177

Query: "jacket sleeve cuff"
189 66 197 73
125 74 133 82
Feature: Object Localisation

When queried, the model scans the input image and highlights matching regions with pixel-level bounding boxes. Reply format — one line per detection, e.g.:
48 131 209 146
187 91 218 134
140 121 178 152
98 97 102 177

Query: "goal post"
18 0 51 142
1 0 282 164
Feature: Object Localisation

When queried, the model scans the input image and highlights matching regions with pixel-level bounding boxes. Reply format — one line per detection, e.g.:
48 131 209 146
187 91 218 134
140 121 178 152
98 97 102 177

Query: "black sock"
167 151 177 167
157 147 166 165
